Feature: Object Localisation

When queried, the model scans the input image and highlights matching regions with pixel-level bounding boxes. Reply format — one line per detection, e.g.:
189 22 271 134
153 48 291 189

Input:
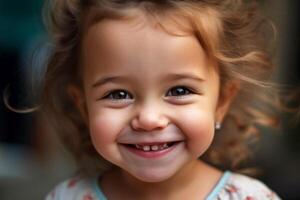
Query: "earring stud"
215 122 222 130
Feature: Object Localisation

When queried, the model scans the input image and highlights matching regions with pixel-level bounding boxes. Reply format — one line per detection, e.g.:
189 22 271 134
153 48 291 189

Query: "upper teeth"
135 143 169 151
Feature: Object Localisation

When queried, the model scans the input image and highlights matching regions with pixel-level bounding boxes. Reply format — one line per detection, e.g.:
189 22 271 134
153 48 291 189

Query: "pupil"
114 91 126 99
173 87 186 96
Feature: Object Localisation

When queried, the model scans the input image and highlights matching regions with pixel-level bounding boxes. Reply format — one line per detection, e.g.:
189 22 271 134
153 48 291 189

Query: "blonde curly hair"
41 0 279 175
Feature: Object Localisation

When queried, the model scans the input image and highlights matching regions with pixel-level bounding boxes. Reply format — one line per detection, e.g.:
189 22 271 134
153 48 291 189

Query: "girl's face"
76 13 229 183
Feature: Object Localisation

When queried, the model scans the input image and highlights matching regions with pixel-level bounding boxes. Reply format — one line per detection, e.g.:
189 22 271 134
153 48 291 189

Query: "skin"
70 10 237 200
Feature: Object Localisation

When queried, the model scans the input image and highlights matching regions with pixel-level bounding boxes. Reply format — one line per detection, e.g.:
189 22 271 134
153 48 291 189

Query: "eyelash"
102 86 194 100
166 86 194 97
103 89 133 100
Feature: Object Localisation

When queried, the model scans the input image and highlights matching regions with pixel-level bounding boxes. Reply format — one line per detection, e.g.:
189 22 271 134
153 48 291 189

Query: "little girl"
43 0 281 199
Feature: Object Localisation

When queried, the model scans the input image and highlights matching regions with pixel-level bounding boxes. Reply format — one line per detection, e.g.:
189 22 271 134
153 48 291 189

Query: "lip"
120 141 182 159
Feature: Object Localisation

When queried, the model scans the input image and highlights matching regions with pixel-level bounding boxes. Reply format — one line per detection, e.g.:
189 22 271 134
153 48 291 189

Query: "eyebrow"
92 72 205 88
166 73 205 82
92 75 127 88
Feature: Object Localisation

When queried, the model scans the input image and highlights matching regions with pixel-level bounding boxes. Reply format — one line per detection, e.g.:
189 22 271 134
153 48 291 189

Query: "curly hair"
41 0 279 175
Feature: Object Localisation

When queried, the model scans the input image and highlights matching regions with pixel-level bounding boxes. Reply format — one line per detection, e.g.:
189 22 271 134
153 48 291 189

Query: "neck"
102 160 222 200
123 160 198 194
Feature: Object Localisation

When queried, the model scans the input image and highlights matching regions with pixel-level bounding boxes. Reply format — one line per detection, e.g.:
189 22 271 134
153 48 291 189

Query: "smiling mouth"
123 142 180 152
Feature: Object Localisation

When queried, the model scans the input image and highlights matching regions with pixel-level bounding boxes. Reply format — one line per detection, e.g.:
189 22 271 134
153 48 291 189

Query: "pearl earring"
215 122 222 130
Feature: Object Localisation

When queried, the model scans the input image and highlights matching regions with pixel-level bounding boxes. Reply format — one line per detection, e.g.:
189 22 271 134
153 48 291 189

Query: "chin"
131 168 177 183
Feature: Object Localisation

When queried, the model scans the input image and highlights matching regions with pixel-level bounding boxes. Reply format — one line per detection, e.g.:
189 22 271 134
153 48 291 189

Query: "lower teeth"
134 143 171 151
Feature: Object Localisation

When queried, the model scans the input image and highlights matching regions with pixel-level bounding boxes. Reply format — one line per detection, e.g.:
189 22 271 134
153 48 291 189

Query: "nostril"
131 116 169 131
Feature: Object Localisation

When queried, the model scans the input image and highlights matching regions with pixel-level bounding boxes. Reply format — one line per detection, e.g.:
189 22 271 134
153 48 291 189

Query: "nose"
131 102 169 132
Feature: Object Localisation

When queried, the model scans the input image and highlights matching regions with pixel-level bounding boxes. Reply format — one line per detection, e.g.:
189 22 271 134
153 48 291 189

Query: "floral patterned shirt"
45 171 281 200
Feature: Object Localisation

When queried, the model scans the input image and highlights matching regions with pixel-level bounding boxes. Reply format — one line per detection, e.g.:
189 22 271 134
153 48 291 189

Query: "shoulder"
45 175 98 200
217 172 281 200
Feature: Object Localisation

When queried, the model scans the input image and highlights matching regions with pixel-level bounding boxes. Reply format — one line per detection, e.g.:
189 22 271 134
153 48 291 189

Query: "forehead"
83 7 194 35
80 8 219 87
83 9 207 60
82 18 207 70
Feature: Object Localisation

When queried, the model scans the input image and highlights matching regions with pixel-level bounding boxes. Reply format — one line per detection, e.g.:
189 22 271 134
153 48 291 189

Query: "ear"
215 81 240 123
67 84 88 123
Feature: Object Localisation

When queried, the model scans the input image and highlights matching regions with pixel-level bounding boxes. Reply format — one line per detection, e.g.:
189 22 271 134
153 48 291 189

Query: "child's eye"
166 86 194 97
103 90 133 100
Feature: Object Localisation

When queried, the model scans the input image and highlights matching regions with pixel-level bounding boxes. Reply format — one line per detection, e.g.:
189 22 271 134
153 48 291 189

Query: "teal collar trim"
93 176 108 200
206 171 232 200
93 171 232 200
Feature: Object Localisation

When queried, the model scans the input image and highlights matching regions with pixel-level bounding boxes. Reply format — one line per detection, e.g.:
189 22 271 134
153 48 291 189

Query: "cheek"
88 109 128 156
176 107 215 156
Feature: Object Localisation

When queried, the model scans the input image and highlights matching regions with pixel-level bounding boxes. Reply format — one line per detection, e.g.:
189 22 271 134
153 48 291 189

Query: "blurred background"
0 0 299 199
